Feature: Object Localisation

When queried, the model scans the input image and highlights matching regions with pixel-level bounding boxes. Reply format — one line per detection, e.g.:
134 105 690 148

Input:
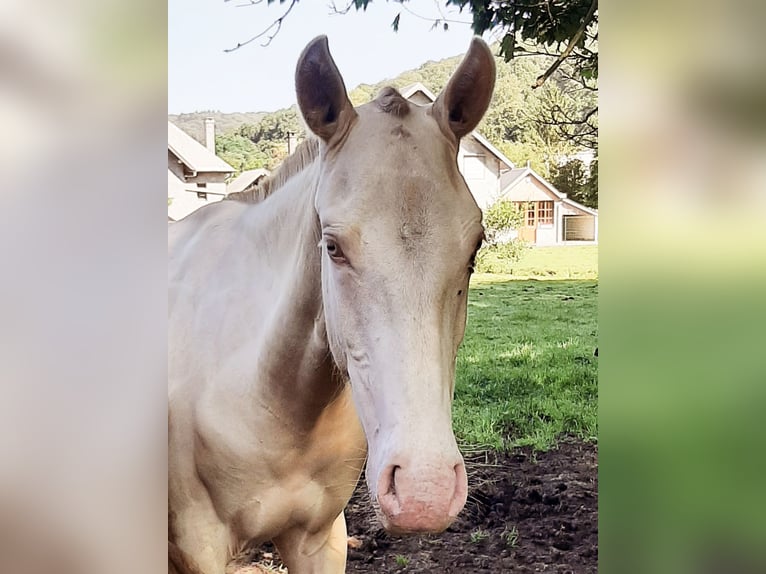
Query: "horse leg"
170 505 230 574
169 540 207 574
273 511 348 574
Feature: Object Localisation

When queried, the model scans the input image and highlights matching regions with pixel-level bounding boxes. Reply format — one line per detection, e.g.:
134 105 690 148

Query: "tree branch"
531 0 598 89
540 106 598 126
328 1 353 16
224 0 299 52
395 0 471 27
329 1 470 27
224 0 265 7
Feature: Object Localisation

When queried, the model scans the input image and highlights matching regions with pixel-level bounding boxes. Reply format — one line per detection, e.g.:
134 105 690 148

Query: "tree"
237 108 302 144
216 132 270 174
582 159 598 208
550 158 598 208
222 107 305 173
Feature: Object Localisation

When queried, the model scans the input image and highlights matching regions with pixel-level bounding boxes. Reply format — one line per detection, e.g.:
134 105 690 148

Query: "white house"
499 167 598 244
401 83 598 245
168 119 234 221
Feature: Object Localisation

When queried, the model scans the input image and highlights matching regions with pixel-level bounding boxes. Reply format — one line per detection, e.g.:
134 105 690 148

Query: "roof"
499 168 530 191
401 82 438 103
500 167 565 200
499 167 598 215
562 196 598 216
400 83 515 171
227 168 270 195
168 121 234 174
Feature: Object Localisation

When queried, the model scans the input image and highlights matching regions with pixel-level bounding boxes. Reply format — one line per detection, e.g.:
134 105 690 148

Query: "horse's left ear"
433 37 496 140
295 36 357 144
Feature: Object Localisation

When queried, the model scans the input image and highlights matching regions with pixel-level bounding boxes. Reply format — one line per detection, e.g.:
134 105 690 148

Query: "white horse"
169 35 495 574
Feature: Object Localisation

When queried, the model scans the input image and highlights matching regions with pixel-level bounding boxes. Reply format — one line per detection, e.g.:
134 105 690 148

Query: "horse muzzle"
373 456 468 534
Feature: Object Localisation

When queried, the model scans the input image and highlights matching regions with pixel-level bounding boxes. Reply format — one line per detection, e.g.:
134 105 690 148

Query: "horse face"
296 36 494 534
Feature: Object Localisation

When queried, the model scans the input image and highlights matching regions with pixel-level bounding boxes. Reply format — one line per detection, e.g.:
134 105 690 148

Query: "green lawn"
454 277 598 451
479 245 598 279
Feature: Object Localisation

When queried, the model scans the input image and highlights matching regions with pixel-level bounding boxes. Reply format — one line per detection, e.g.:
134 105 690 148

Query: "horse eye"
325 239 346 262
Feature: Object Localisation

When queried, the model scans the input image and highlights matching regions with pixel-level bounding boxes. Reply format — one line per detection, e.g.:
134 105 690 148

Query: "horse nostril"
389 465 401 497
449 461 468 517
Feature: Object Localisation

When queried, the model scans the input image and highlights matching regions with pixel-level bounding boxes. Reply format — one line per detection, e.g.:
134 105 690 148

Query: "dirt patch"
239 439 597 573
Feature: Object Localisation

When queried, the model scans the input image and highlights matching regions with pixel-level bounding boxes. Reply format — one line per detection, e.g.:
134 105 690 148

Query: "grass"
477 245 598 279
394 555 409 567
502 525 519 547
453 276 598 451
470 529 490 543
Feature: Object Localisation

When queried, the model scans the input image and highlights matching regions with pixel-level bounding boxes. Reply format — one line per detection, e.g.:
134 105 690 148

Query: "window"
526 202 536 226
538 201 554 225
197 191 208 199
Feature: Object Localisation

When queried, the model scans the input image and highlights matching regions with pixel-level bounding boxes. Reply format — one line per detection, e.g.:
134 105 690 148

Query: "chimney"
287 132 297 155
204 117 215 152
526 159 531 168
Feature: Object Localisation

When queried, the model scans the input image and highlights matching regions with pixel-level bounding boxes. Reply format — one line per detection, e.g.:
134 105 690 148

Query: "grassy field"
479 245 598 279
453 273 598 452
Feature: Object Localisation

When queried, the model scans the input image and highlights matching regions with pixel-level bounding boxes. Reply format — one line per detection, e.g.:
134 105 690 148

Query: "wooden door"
519 202 537 243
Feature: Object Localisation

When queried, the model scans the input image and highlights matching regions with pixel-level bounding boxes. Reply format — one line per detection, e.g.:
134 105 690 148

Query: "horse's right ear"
295 36 357 144
433 37 495 141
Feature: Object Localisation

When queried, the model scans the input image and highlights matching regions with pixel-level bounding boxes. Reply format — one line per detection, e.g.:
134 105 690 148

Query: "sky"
168 0 492 113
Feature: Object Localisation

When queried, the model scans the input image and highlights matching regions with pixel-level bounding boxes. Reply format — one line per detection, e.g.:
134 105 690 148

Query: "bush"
475 240 529 274
483 199 525 245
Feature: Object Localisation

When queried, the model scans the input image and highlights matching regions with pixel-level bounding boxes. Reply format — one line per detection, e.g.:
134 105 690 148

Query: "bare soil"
238 439 597 573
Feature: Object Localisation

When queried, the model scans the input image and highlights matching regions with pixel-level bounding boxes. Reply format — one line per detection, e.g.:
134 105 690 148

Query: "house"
227 168 270 196
499 167 598 244
168 118 234 221
401 83 597 245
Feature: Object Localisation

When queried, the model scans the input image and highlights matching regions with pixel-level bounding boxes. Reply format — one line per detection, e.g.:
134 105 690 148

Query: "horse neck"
242 159 342 423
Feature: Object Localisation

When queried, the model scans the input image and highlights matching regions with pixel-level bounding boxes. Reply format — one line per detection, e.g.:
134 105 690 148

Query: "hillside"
168 111 268 145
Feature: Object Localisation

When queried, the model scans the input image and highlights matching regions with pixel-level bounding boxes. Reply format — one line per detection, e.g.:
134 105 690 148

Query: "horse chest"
194 386 366 541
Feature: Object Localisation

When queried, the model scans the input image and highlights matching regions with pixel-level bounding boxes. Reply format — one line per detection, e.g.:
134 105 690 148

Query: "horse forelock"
226 137 320 204
374 87 411 118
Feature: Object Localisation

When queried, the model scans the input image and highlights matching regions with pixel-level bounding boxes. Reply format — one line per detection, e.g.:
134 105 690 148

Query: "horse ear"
433 37 496 140
295 36 357 143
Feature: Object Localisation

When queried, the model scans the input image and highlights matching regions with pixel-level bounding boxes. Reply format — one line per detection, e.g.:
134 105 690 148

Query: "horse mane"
225 137 320 203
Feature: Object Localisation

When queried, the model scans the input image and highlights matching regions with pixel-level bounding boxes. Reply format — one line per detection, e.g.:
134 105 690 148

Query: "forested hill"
169 47 597 207
168 111 267 144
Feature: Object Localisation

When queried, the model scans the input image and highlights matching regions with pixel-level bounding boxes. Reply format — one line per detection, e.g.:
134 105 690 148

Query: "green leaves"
499 34 515 61
484 199 525 239
442 0 598 94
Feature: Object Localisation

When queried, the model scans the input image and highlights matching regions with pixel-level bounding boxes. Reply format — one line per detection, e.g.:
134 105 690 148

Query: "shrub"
475 240 529 274
483 199 525 245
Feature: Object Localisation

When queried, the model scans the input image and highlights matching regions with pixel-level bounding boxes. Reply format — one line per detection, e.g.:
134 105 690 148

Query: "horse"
169 35 495 574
